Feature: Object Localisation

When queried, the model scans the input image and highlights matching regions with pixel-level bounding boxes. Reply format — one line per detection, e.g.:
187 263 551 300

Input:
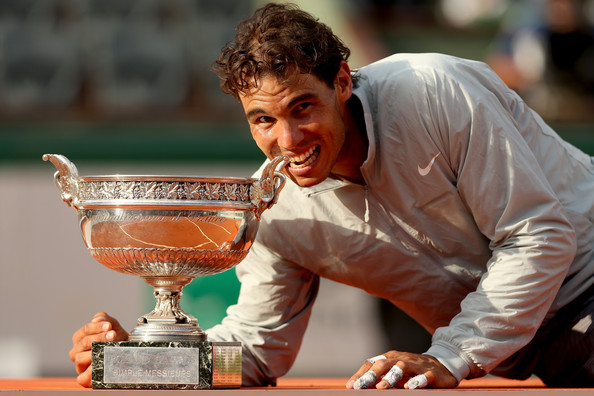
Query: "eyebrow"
288 93 317 109
245 93 318 120
246 108 265 120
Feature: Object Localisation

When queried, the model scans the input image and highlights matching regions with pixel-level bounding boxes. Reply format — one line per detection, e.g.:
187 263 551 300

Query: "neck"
331 95 368 184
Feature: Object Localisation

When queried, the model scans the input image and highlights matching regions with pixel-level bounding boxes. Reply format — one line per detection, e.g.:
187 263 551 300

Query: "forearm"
429 218 577 380
206 243 320 386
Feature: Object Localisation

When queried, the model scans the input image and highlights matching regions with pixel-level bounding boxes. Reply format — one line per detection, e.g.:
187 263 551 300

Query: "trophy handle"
42 154 79 208
250 155 289 219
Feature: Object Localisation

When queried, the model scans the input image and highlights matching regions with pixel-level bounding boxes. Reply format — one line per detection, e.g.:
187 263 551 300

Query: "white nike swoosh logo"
418 153 441 176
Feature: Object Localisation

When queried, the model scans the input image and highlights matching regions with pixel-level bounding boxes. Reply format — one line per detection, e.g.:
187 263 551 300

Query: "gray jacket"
207 53 594 385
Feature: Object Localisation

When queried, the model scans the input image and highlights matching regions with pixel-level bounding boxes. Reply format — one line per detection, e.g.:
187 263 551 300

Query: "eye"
256 115 275 125
293 102 312 115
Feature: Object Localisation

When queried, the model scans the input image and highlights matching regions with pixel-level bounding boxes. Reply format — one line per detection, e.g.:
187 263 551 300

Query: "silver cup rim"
77 174 258 183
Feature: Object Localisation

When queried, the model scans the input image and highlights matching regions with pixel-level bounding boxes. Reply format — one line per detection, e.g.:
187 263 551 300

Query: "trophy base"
91 341 241 389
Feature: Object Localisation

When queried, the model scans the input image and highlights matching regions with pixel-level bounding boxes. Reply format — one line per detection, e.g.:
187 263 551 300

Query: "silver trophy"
43 154 288 389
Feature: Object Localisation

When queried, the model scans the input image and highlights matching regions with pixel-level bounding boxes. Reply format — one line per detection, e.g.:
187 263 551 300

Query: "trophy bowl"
43 154 288 343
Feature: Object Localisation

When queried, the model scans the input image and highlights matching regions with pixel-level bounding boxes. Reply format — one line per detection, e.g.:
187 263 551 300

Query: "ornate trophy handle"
250 155 289 219
42 154 79 208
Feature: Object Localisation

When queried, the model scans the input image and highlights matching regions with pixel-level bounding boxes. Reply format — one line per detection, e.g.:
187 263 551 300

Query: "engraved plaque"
103 346 200 385
91 341 214 389
212 342 242 388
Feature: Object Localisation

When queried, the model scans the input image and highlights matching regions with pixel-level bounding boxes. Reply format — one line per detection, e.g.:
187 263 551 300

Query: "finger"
73 350 92 375
76 365 93 388
376 363 404 389
405 371 434 389
353 369 377 389
70 328 117 359
72 320 112 347
346 354 390 389
366 354 387 365
346 361 373 388
93 312 129 340
92 312 109 322
76 312 122 339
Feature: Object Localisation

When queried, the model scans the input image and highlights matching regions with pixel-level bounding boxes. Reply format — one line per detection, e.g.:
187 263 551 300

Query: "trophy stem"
142 288 198 324
128 280 207 342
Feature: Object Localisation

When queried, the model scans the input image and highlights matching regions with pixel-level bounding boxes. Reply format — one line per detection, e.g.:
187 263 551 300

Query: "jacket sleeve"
414 59 577 381
206 236 320 386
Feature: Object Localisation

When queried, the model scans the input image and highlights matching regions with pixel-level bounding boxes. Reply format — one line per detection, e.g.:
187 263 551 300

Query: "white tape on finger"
407 374 428 389
365 354 387 364
353 370 377 389
382 365 404 388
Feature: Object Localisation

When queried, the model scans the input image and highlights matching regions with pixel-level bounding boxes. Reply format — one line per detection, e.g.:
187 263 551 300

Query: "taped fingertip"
406 374 428 389
366 354 387 364
353 370 377 389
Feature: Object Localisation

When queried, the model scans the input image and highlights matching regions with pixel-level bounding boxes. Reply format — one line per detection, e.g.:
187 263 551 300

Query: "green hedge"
1 122 593 163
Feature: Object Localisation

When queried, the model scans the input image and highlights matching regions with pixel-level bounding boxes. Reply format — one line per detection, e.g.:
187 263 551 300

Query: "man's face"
240 67 352 187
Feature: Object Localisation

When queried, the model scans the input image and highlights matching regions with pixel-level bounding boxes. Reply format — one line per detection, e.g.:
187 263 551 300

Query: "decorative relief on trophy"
75 180 253 203
43 154 288 389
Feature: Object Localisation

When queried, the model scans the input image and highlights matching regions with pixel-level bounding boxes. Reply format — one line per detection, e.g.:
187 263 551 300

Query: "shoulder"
357 53 496 88
359 53 457 76
355 53 511 118
363 53 489 72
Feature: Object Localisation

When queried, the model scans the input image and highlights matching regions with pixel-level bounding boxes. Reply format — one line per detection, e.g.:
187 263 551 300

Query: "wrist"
424 344 471 384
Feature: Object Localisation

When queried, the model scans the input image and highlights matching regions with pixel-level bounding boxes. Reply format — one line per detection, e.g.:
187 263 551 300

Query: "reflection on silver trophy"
43 153 288 389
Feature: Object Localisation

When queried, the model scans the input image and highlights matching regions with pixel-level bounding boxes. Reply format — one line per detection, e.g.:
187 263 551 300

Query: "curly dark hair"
213 2 352 100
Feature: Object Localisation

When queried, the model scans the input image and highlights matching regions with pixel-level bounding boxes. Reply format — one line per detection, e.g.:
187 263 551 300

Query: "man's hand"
69 312 129 388
345 350 458 389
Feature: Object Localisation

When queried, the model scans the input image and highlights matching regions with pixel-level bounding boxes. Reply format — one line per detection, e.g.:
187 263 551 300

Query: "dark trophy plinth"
43 154 289 391
91 341 241 389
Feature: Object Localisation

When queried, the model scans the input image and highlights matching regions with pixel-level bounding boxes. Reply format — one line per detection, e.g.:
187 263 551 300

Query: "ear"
335 61 352 103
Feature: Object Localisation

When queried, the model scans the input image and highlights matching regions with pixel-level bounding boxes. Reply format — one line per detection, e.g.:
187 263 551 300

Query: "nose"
275 120 304 149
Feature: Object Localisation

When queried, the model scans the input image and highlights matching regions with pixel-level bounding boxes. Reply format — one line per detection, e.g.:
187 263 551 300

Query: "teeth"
289 145 319 169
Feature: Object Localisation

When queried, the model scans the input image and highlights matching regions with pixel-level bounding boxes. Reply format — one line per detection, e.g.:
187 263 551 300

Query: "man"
70 3 594 389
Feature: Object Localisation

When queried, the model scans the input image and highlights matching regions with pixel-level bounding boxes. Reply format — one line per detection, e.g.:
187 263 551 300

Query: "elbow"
557 221 577 267
541 220 577 287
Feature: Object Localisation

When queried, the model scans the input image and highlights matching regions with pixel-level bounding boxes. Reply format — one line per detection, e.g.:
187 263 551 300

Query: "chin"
286 166 329 188
292 176 326 188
